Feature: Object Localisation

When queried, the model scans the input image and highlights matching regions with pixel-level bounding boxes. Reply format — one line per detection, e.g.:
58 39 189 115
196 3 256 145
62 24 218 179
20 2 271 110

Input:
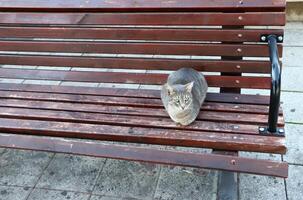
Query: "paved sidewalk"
0 22 302 200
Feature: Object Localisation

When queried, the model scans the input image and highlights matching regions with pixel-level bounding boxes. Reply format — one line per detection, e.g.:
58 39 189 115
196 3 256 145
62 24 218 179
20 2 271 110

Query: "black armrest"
260 35 284 135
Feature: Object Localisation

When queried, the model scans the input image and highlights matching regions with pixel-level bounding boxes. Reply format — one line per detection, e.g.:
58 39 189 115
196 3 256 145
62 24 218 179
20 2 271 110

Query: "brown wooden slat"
0 106 263 135
0 133 288 178
0 68 271 89
0 54 272 73
0 27 284 43
0 99 284 126
0 12 286 26
0 91 285 125
0 40 282 57
0 83 272 105
0 118 287 154
0 0 286 12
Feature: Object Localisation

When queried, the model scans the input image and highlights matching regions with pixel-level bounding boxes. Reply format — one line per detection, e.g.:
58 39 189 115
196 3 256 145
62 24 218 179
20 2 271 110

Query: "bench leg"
217 171 238 200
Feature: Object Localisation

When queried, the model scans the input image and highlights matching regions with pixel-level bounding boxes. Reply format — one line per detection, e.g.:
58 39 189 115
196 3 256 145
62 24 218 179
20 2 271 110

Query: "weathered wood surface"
0 133 288 177
0 54 273 73
0 0 286 12
0 0 287 178
0 84 286 154
0 83 273 105
0 41 282 57
0 12 286 26
0 117 286 154
0 27 284 42
0 98 282 115
0 68 271 89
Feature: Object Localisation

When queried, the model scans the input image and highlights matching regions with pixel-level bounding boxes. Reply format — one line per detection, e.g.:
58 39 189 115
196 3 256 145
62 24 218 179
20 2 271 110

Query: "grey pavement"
0 23 302 200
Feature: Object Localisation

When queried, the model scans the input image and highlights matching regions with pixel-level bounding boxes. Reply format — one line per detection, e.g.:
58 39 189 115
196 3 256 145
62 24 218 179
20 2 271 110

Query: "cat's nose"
181 106 185 110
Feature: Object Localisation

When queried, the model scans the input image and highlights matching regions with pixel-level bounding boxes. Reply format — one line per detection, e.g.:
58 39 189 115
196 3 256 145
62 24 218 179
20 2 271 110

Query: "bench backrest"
0 0 285 92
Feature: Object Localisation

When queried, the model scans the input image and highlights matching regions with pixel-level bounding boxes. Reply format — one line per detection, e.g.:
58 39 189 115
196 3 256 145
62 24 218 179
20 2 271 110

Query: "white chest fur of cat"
161 68 208 126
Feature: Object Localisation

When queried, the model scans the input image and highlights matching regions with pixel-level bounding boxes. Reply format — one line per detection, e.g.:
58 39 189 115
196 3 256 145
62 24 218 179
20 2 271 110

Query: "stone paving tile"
36 154 105 192
191 55 221 60
239 173 286 200
1 65 37 69
283 47 303 67
0 185 31 200
47 52 83 56
60 81 99 87
90 195 140 200
37 66 71 71
71 68 109 72
281 91 303 123
27 188 90 200
0 51 20 55
0 149 53 187
240 151 282 161
207 87 220 93
116 54 153 58
154 166 217 200
139 85 161 90
23 80 61 85
109 69 147 73
93 159 160 199
99 83 140 89
153 55 191 59
109 142 165 151
0 148 5 155
146 70 172 74
284 123 303 165
286 165 303 200
284 29 303 46
83 53 117 57
240 89 270 95
18 52 52 56
285 22 303 30
166 146 211 154
282 67 303 92
0 78 24 84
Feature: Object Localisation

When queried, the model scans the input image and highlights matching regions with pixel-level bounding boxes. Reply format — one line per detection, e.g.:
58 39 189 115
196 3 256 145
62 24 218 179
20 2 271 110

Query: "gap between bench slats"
0 40 283 57
0 54 273 73
0 12 285 26
0 133 288 178
0 68 271 89
0 27 284 43
0 0 286 12
0 118 286 154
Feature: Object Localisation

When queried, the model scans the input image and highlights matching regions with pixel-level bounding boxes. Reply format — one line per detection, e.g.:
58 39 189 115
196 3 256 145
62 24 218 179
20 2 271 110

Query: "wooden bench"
0 0 287 198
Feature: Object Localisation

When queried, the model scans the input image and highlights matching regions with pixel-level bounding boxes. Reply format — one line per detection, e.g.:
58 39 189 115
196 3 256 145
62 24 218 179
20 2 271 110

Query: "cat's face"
166 82 194 111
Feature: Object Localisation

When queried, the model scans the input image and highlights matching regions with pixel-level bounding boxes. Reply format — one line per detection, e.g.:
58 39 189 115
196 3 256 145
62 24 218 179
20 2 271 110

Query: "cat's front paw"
176 122 188 128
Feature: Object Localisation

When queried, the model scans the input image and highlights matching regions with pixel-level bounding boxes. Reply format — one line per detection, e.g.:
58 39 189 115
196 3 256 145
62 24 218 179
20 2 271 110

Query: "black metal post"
217 171 238 200
267 35 281 133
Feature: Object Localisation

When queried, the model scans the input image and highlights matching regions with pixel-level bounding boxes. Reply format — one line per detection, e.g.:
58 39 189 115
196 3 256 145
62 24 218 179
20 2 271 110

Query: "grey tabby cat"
161 68 208 126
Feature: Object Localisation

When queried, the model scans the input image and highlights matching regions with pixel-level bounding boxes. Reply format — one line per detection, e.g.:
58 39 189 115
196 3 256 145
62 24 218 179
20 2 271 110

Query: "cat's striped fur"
161 68 208 126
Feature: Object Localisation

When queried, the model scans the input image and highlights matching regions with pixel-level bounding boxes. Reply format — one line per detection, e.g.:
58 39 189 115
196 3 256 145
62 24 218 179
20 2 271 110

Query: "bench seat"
0 0 288 185
0 83 287 177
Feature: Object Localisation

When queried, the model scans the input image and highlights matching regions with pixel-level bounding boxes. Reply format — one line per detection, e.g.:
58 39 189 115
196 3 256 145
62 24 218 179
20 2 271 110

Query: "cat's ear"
166 84 174 96
185 81 194 92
